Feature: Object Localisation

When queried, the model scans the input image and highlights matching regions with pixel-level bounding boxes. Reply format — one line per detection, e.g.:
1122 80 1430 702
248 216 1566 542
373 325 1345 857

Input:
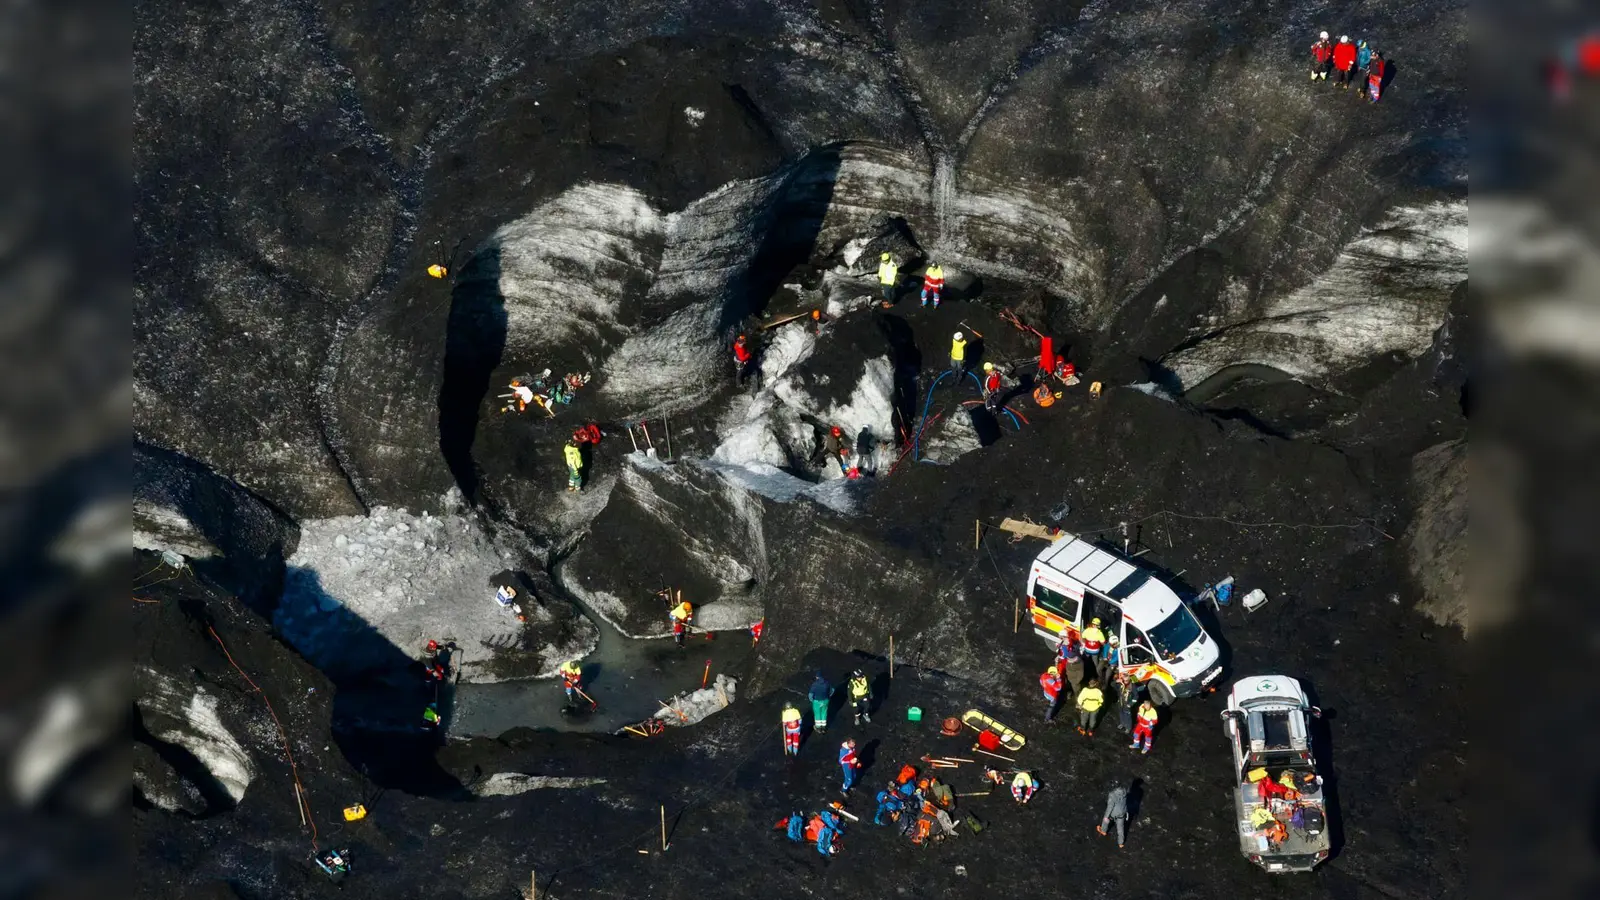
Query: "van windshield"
1146 606 1202 659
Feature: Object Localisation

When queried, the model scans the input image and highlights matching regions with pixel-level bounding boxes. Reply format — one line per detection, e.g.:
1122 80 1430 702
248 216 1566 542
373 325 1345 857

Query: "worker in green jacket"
877 253 899 305
564 440 584 492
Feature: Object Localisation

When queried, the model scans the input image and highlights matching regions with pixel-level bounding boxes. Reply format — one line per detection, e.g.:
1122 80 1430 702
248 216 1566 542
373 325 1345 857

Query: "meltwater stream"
447 561 753 737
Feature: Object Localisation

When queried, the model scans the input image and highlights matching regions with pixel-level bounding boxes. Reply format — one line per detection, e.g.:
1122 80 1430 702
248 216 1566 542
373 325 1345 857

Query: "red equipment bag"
977 730 1002 751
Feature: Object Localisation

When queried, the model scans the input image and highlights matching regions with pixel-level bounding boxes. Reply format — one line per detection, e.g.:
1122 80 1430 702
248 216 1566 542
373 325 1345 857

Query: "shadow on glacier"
719 144 842 330
437 246 507 504
278 565 465 795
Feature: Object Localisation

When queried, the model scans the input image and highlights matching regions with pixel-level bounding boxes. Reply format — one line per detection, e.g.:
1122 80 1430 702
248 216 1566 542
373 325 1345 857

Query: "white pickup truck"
1220 675 1331 873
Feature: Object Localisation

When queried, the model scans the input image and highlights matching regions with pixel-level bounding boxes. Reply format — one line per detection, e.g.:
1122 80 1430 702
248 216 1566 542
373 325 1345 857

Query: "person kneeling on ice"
839 739 861 794
669 600 693 646
560 660 583 708
781 705 803 756
1011 771 1039 804
1130 699 1159 754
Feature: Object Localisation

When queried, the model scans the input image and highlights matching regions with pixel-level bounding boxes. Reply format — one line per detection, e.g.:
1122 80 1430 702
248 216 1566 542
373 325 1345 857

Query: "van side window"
1124 624 1154 658
1123 642 1155 664
1033 583 1079 622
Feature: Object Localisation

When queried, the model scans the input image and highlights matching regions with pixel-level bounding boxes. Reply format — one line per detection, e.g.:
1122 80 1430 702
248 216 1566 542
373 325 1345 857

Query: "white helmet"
953 331 963 341
1319 31 1328 39
1339 35 1349 42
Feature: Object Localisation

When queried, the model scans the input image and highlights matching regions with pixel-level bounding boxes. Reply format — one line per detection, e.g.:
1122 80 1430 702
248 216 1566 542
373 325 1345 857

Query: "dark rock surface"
135 0 1468 897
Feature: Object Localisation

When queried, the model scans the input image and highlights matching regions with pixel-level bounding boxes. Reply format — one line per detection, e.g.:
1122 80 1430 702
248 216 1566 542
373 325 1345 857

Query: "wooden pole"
974 519 981 549
889 635 894 680
660 804 668 851
664 414 672 460
529 870 537 900
1014 596 1020 633
295 784 306 827
972 747 1017 763
701 659 711 689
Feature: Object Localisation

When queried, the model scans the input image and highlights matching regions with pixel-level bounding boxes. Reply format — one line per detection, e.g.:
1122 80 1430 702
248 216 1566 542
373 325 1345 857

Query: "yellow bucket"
343 804 367 822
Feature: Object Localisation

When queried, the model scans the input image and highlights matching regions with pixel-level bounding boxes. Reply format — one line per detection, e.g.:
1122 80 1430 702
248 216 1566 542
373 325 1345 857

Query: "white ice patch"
482 183 664 358
277 505 544 682
132 502 219 560
13 670 122 807
1129 382 1180 402
137 669 254 804
1163 201 1468 387
471 774 607 797
683 106 706 126
658 674 737 726
1474 198 1600 364
919 408 982 464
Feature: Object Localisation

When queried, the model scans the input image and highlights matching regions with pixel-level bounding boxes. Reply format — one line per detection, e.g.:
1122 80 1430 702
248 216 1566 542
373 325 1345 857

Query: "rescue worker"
1010 770 1038 804
563 440 584 492
839 739 861 793
820 425 849 474
1080 617 1107 676
874 783 905 825
1310 31 1333 80
508 379 536 413
750 618 765 645
1057 630 1085 694
809 672 832 733
1332 35 1357 88
848 669 872 724
1355 38 1373 79
920 262 945 308
782 704 804 756
560 660 583 708
817 808 844 856
1040 666 1064 722
982 362 1004 412
877 252 899 305
1130 699 1159 754
1100 634 1122 684
669 600 694 646
949 331 967 374
1097 782 1130 848
1076 678 1106 736
1366 51 1387 103
732 334 754 386
1116 670 1142 733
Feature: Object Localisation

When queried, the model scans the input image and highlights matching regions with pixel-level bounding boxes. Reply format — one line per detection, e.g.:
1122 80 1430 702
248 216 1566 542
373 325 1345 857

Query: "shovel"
641 421 658 458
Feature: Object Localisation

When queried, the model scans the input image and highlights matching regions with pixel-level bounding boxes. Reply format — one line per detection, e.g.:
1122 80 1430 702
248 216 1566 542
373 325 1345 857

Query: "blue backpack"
785 813 805 842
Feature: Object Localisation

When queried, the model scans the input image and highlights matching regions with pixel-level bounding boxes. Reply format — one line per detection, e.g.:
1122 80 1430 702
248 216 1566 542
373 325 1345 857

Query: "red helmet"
426 639 439 651
831 426 842 437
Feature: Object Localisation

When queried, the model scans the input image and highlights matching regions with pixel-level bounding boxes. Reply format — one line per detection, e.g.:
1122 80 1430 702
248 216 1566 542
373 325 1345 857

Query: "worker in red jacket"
1365 52 1388 103
920 262 945 308
1332 35 1357 88
982 362 1004 411
732 334 755 386
1040 667 1064 722
1309 31 1333 81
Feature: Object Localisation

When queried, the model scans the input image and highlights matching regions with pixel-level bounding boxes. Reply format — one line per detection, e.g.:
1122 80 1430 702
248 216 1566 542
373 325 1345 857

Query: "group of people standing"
1040 625 1162 754
1309 31 1389 103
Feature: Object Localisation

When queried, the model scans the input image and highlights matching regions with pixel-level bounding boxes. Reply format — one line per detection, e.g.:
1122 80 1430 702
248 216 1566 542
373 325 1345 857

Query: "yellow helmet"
426 263 448 278
881 252 891 261
1090 617 1102 626
983 362 994 371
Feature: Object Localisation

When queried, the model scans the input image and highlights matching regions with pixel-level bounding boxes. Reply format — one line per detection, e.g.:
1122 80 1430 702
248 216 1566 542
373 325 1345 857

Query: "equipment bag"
896 764 918 784
965 814 986 835
785 813 805 842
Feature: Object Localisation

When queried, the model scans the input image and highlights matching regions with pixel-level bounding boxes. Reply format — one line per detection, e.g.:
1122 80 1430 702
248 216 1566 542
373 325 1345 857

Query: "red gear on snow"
1332 41 1356 71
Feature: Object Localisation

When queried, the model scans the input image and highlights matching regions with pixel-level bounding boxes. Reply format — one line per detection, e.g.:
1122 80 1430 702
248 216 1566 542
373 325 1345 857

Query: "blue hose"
914 369 989 461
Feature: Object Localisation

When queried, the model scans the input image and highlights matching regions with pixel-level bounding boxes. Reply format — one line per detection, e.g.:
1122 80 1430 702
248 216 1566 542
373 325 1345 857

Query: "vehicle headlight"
1202 666 1223 684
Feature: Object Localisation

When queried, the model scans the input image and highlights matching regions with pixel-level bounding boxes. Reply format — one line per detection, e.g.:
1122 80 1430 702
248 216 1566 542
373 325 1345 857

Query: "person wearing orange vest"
1130 700 1159 754
782 705 803 756
920 263 945 308
1040 667 1064 722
